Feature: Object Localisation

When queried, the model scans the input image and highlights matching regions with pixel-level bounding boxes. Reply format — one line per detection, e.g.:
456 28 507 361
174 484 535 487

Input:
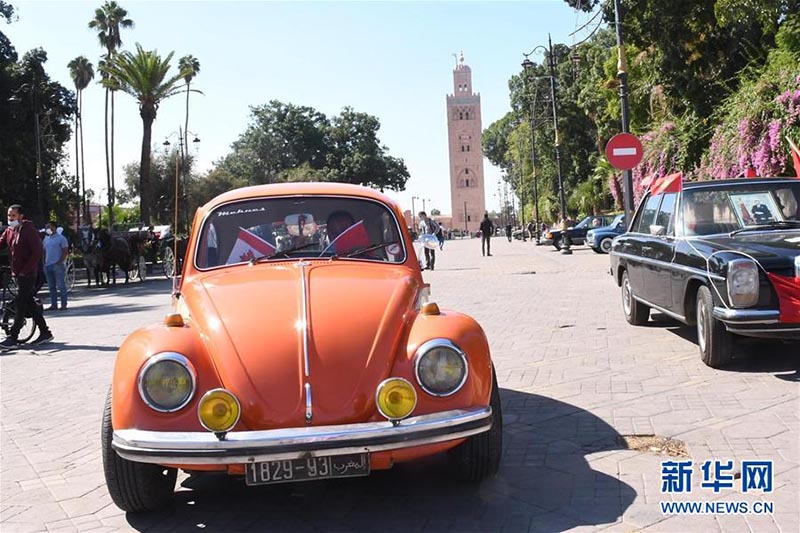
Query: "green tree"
104 44 186 223
89 0 133 228
67 56 94 224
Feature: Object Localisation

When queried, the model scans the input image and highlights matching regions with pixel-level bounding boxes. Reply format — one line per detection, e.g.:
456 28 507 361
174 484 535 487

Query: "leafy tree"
89 0 134 228
104 44 187 223
68 56 94 224
216 101 409 191
430 208 441 216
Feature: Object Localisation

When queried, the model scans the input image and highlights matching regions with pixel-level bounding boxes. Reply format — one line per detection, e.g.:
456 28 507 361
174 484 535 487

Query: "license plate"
244 453 370 486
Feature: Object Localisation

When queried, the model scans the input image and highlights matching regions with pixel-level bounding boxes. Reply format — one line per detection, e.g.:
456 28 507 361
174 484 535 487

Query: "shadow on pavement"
125 390 635 532
62 277 174 299
43 302 162 318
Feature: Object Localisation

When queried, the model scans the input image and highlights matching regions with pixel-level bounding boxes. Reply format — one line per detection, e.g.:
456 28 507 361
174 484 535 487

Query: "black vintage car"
610 178 800 368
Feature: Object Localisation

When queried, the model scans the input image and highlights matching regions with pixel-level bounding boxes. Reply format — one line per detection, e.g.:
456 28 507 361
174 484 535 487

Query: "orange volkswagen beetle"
102 183 501 512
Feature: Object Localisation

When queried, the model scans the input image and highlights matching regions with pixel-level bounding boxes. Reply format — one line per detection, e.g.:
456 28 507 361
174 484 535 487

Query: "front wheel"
599 237 614 254
621 270 649 326
450 367 502 481
102 388 177 512
696 286 734 368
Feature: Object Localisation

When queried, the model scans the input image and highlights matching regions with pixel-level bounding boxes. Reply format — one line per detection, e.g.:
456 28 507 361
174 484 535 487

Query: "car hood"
693 231 800 269
183 262 420 428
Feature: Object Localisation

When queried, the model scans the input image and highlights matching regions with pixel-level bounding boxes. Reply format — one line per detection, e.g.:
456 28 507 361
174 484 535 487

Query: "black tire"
599 237 613 254
102 388 177 512
450 367 503 481
695 286 734 368
621 270 649 326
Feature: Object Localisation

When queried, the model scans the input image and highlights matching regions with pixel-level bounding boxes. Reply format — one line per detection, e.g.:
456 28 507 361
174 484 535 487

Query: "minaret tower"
446 52 485 234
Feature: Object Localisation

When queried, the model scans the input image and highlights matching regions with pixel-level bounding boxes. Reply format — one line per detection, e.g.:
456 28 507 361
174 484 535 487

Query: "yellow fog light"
375 378 417 421
198 389 241 433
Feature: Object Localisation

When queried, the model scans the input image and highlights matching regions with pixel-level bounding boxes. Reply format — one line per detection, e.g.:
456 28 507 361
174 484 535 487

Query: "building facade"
446 54 486 234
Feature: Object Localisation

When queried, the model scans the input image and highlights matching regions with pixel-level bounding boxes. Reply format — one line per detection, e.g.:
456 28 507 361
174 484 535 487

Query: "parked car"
103 182 502 512
586 214 626 254
610 177 800 368
542 215 616 249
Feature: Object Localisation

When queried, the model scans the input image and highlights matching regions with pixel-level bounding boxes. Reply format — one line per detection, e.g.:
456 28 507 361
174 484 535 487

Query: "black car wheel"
102 388 177 512
450 367 502 481
621 271 649 325
695 286 733 368
599 237 614 254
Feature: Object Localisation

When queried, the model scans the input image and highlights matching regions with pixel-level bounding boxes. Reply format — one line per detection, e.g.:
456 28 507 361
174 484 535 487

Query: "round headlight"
138 352 196 412
198 389 241 432
375 378 417 421
414 339 468 397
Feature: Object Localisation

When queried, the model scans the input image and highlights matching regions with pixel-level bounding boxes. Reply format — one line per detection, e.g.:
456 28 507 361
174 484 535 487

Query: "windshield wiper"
254 242 320 263
343 240 399 258
730 220 800 236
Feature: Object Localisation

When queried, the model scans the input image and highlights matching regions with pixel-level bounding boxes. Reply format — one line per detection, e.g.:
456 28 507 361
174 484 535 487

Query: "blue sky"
6 0 598 216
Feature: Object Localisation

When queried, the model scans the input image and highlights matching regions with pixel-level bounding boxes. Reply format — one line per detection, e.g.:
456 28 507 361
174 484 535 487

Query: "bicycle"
0 267 38 343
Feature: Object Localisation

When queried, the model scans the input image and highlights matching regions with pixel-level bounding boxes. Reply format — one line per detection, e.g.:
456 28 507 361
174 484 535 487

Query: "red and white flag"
328 220 369 254
788 136 800 178
650 172 682 195
226 228 276 264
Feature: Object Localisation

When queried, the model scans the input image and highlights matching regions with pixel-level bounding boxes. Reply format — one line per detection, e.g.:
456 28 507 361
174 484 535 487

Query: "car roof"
683 177 800 189
202 183 399 212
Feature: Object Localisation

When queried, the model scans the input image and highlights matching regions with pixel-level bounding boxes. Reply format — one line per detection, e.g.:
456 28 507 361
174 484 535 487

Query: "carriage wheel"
128 258 140 281
137 256 147 282
162 247 175 279
65 257 76 293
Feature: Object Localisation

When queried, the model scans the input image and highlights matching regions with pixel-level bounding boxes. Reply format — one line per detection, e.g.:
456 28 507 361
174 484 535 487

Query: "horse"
95 229 132 285
78 226 100 287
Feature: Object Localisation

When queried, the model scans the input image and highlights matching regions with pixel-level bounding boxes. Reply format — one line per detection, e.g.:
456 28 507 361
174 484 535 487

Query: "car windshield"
195 196 406 268
682 182 800 236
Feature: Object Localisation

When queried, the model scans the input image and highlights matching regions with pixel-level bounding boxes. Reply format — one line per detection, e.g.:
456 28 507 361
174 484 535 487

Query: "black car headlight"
138 352 197 412
727 259 759 308
414 339 468 396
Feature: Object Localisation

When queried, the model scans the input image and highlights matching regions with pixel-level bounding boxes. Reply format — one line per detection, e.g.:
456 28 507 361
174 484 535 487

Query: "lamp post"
9 81 45 224
520 62 542 242
613 0 635 221
411 196 419 230
163 126 200 234
523 34 567 250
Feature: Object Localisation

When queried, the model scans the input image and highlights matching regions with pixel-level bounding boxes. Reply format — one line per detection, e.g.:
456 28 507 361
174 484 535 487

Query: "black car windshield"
195 196 406 268
683 182 800 236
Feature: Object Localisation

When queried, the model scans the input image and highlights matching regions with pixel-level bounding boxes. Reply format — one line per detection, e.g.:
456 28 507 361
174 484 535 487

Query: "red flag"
226 228 276 264
767 273 800 323
745 167 757 178
649 172 682 195
328 220 369 254
788 136 800 178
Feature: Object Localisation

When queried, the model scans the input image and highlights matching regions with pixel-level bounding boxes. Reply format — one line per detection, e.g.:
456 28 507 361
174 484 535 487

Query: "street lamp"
522 34 566 230
613 0 635 222
163 126 200 234
411 196 419 229
8 81 45 224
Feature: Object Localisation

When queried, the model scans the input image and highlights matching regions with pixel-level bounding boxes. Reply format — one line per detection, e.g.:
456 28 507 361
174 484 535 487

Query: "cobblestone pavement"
1 238 798 532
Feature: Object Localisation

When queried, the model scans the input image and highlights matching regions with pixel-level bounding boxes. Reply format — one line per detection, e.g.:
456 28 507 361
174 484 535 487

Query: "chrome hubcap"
622 277 632 316
697 299 707 352
601 239 612 252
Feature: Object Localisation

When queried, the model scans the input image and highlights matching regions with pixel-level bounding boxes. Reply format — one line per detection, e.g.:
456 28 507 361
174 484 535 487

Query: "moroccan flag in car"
650 172 682 195
329 220 370 254
226 227 276 264
788 136 800 178
767 273 800 323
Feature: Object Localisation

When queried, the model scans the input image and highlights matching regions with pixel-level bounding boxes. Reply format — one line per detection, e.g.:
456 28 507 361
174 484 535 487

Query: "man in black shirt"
480 213 494 257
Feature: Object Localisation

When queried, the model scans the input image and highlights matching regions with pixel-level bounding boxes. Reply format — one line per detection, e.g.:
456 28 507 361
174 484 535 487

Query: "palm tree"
103 44 187 223
67 56 94 226
178 55 200 233
89 1 133 229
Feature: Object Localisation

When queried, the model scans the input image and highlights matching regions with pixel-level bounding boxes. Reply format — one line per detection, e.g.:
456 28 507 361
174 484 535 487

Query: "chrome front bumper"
712 307 780 324
113 407 493 465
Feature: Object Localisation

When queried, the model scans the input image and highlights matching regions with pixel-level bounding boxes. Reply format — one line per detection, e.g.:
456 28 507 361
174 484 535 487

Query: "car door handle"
642 246 652 252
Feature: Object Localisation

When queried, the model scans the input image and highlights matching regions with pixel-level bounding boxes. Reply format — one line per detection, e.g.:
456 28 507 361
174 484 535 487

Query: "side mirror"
649 224 666 236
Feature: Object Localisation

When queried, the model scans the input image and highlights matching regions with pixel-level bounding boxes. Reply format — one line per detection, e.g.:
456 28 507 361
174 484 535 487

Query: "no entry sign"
606 133 643 170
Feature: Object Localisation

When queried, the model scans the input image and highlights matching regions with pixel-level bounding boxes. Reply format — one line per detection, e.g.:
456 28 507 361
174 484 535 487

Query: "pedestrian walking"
417 211 436 270
43 220 69 311
0 205 53 350
505 223 513 242
527 221 536 241
480 212 494 256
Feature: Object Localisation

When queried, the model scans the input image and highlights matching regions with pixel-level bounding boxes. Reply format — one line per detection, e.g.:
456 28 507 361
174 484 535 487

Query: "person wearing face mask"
43 220 69 311
0 205 53 350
